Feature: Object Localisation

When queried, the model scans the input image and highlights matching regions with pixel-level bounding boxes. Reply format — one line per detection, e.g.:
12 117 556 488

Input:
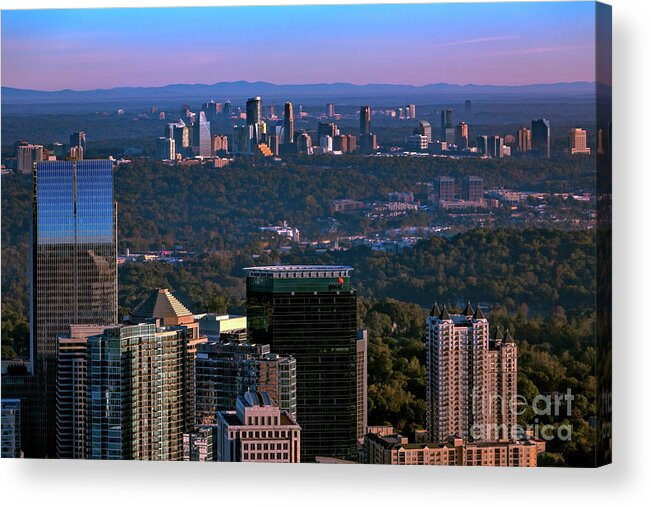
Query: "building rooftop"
130 288 193 324
244 265 353 277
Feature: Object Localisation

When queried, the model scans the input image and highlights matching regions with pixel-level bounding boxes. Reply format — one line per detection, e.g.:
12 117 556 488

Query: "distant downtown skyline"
2 2 597 91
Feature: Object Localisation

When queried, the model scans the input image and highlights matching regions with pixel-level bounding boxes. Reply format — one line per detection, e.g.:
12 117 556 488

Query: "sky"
1 2 597 91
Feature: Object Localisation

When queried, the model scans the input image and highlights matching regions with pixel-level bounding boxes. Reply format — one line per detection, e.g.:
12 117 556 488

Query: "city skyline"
2 2 597 90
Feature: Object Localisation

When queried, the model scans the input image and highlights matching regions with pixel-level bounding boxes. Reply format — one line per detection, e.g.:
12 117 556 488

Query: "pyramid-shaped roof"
429 302 441 317
473 305 486 320
462 301 474 317
130 288 194 325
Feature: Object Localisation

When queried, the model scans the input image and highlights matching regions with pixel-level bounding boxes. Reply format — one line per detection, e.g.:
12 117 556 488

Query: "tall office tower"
317 122 337 142
283 102 294 146
86 323 187 460
356 330 368 444
215 392 301 463
267 134 279 156
456 122 469 149
166 120 190 157
433 176 456 203
1 399 21 458
426 303 517 443
517 128 532 153
462 176 484 202
440 109 454 144
246 96 262 125
346 134 357 153
245 265 358 462
69 131 86 160
327 102 335 117
128 287 206 431
17 144 44 174
195 341 297 424
531 118 551 158
569 128 591 154
223 99 232 117
489 135 504 158
32 159 117 457
192 111 212 157
415 120 432 143
359 105 371 137
464 99 472 120
156 137 176 160
476 135 489 156
320 135 333 153
202 100 218 122
406 104 416 119
233 124 254 155
55 324 117 459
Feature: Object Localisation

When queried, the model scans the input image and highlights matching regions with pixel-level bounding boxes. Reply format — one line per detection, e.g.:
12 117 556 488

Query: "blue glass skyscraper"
32 159 117 457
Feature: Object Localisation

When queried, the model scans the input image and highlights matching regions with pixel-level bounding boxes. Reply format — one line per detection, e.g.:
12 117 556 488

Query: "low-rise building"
215 392 300 463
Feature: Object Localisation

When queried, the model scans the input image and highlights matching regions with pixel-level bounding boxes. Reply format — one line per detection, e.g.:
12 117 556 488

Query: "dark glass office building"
32 159 117 457
245 265 358 462
532 118 551 158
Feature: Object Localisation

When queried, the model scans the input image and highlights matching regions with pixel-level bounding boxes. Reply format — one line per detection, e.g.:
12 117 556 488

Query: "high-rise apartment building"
17 144 44 174
86 323 187 460
356 330 368 444
456 122 469 149
462 176 484 202
489 135 504 158
211 134 228 155
532 118 551 158
406 104 416 119
183 426 214 461
32 159 117 457
569 128 591 154
215 392 301 463
327 103 335 117
426 303 517 443
517 128 532 153
195 341 297 424
55 324 118 459
245 265 358 462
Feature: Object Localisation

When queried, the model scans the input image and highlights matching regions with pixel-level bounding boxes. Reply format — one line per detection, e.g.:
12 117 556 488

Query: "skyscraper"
489 135 504 158
69 131 86 160
517 128 532 153
195 341 297 424
86 323 187 460
246 96 262 125
406 104 416 119
531 118 551 158
359 106 371 138
245 265 358 462
569 128 591 154
32 159 118 457
223 99 232 117
415 120 432 143
476 135 489 156
327 103 335 117
1 399 21 458
192 111 212 157
17 144 44 175
156 137 176 160
440 109 454 144
426 303 517 443
283 102 294 146
456 122 469 149
356 330 368 444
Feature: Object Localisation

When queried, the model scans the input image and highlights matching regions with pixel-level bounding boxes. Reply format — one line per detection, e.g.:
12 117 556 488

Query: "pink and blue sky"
1 2 597 91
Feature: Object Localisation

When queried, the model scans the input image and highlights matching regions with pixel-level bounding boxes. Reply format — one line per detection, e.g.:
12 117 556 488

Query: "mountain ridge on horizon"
2 80 599 106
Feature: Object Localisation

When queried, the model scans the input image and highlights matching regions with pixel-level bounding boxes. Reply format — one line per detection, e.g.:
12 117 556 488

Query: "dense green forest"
1 156 598 466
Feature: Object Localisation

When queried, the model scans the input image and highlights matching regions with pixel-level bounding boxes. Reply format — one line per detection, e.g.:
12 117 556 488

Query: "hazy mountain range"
2 80 597 105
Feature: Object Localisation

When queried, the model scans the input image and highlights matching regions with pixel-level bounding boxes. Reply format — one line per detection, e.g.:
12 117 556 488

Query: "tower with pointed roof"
426 303 517 443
